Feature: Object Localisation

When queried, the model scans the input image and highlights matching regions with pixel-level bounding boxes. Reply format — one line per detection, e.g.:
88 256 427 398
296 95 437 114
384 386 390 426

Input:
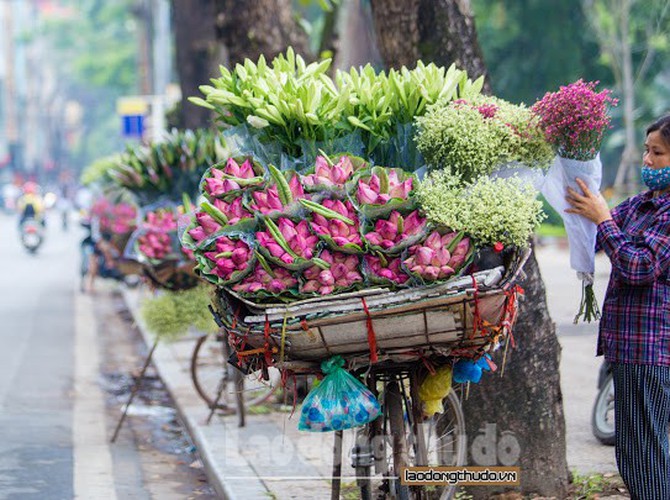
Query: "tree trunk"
214 0 311 66
172 0 221 130
461 249 570 498
370 2 569 498
613 0 639 195
417 0 490 91
370 0 490 91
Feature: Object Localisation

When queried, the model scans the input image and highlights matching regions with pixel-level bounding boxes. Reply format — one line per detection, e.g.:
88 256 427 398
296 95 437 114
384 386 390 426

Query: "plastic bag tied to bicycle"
418 365 452 417
298 356 381 432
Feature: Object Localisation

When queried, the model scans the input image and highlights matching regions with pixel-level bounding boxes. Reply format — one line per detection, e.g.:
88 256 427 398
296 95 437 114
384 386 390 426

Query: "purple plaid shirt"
596 190 670 366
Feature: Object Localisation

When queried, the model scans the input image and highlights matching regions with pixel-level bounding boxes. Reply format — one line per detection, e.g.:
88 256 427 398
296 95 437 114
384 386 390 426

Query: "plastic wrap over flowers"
126 201 191 265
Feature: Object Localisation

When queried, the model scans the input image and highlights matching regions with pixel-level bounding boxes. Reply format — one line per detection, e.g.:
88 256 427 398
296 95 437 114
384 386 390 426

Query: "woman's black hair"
646 115 670 148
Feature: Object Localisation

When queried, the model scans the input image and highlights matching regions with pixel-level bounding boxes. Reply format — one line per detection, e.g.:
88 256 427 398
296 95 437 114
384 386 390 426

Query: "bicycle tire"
591 374 615 446
411 390 467 500
386 380 411 500
190 334 280 411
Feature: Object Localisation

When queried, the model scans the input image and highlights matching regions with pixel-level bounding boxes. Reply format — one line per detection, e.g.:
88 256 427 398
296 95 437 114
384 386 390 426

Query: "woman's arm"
597 214 670 285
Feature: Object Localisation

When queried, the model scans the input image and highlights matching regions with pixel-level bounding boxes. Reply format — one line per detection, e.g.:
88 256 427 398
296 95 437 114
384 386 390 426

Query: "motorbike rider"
17 182 45 228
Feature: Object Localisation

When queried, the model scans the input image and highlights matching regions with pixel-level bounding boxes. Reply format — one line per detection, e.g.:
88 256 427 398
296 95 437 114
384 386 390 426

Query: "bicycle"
282 356 467 500
190 330 281 415
210 248 528 498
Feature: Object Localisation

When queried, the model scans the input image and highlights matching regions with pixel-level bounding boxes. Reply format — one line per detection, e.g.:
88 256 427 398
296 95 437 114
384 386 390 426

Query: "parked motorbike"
20 217 44 254
591 360 615 445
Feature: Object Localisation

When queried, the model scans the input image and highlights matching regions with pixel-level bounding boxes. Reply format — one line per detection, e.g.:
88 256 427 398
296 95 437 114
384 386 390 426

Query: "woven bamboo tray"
216 248 530 362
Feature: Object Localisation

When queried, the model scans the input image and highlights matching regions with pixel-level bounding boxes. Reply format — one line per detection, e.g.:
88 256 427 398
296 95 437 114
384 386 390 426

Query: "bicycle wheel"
190 334 281 411
409 390 467 500
591 374 615 446
385 380 411 500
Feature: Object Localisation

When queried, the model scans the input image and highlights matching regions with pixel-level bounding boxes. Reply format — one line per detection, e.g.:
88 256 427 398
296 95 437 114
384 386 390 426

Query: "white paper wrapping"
541 154 602 277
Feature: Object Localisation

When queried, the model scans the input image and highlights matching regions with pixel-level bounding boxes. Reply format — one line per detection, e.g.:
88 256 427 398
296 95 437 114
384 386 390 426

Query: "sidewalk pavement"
120 242 622 499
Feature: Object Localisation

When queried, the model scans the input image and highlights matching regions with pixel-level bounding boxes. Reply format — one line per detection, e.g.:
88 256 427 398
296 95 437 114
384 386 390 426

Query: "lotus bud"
448 237 471 269
415 247 435 266
319 270 335 286
231 248 248 265
188 227 207 242
357 181 379 204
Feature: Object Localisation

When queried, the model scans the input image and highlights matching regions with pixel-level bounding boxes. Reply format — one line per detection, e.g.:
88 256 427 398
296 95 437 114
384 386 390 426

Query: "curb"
119 286 270 500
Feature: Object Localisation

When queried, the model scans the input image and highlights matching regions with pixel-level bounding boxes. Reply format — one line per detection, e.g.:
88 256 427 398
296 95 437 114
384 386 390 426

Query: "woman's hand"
565 178 612 225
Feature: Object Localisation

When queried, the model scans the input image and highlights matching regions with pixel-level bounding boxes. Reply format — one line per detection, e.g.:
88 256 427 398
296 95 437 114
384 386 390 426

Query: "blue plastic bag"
453 354 494 384
298 356 381 432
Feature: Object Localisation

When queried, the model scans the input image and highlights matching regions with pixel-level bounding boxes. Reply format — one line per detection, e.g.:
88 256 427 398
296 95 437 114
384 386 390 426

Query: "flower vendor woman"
565 115 670 499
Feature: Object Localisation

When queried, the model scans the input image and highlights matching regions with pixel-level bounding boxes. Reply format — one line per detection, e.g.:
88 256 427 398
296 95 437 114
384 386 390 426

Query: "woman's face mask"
641 166 670 191
643 130 670 191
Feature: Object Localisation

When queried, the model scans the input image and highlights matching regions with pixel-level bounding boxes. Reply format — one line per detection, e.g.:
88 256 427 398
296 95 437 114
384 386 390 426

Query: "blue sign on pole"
122 114 145 138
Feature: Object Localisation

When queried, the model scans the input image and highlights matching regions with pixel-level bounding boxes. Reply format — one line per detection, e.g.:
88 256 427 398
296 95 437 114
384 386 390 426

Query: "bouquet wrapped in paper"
533 80 618 323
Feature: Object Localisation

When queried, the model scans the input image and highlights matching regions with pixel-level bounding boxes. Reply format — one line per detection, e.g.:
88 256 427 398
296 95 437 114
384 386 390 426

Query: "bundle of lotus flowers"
181 152 479 301
201 235 253 282
302 154 366 192
356 167 413 206
232 261 298 296
256 217 320 268
250 168 307 215
403 231 473 282
363 254 410 285
136 209 179 262
300 250 363 295
302 198 363 252
90 196 137 235
362 210 427 252
202 157 264 198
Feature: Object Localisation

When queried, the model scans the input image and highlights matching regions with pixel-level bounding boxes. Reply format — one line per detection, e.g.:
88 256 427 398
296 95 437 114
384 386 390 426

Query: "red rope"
361 298 378 364
471 275 482 338
263 314 273 366
502 285 524 348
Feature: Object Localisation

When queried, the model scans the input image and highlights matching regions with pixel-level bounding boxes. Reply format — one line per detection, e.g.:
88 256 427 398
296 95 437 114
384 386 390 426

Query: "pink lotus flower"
187 211 222 243
250 175 306 214
232 263 298 294
138 230 173 260
364 255 410 284
403 231 470 281
302 155 355 188
448 237 471 269
212 197 252 225
363 210 426 250
221 158 256 179
310 199 362 248
301 250 362 295
144 209 178 232
182 247 195 260
204 177 242 197
256 218 319 264
356 169 413 205
203 236 252 281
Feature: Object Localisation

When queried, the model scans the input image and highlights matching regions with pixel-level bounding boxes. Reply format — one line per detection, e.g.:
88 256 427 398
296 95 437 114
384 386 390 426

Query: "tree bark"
369 0 421 69
370 2 569 498
171 0 220 129
613 0 639 195
370 0 490 91
214 0 311 66
417 0 490 90
461 249 570 498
